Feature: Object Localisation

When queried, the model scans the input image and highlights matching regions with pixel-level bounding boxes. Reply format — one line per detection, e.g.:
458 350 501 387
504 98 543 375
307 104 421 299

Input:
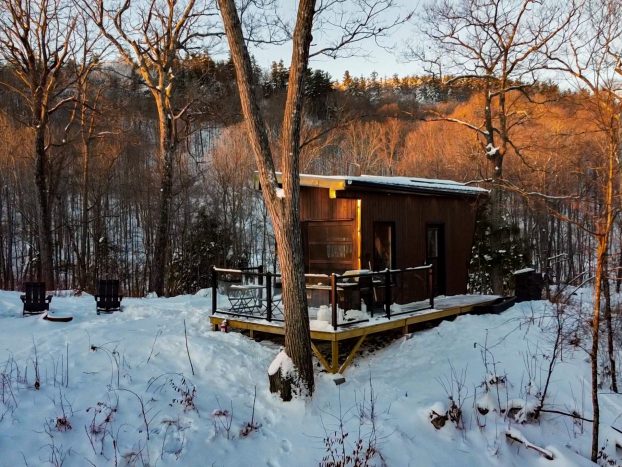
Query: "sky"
245 1 422 82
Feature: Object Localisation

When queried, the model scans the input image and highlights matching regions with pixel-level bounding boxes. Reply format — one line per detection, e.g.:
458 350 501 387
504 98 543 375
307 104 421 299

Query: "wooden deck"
210 295 503 374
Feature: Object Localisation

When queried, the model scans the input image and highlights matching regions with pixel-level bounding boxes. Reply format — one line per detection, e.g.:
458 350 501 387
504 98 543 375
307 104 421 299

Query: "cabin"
292 173 488 298
210 174 495 374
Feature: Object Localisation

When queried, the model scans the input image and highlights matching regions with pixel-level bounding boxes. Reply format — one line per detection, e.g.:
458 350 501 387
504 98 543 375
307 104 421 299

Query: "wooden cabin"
288 174 488 297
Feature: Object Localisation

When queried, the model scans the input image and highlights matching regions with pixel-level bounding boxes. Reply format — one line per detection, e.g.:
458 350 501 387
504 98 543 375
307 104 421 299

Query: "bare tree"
543 0 622 459
0 0 79 288
217 0 408 398
414 0 578 293
86 0 219 295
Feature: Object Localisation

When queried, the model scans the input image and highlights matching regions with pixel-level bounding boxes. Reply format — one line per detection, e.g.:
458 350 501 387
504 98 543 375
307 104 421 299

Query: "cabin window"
304 220 356 274
373 222 394 271
427 227 439 258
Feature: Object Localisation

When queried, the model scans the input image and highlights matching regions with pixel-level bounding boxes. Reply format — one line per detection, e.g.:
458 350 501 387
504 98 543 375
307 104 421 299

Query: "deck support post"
338 335 366 374
311 341 331 371
331 340 339 373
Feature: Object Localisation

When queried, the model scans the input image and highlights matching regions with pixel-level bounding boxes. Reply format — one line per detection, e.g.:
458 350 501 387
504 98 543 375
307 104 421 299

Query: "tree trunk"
590 142 616 462
484 81 505 296
79 126 90 289
34 123 54 289
602 253 618 393
217 0 316 397
488 186 505 295
617 227 622 293
591 233 605 462
5 186 15 289
151 103 175 296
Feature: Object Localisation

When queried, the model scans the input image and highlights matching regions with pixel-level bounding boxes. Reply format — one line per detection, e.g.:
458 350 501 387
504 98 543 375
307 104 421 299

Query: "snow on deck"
213 294 501 333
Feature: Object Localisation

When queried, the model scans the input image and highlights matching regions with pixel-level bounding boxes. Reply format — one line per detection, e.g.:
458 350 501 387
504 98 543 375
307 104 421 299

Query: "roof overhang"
255 172 489 198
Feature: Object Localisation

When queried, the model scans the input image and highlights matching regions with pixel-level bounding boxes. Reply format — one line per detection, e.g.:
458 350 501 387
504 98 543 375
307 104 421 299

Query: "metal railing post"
385 269 391 319
211 266 217 315
331 273 338 330
428 265 434 309
266 271 272 322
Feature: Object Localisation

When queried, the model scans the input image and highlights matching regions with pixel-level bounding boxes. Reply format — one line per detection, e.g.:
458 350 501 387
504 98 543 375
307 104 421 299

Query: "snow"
294 173 489 196
268 350 294 377
275 188 285 199
0 289 610 466
486 143 500 157
514 267 536 275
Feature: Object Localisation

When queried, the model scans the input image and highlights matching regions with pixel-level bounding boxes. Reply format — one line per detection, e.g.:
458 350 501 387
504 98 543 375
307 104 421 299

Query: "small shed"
282 173 488 297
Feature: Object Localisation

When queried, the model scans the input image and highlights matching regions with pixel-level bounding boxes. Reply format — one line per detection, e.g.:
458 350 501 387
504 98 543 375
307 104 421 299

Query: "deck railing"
211 264 435 330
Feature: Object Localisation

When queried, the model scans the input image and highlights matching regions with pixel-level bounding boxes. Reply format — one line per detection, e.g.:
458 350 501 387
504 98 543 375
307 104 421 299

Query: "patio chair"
20 282 52 315
95 279 123 314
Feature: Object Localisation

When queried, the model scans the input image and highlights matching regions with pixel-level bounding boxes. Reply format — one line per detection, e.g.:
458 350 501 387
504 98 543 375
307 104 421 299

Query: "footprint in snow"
280 439 292 453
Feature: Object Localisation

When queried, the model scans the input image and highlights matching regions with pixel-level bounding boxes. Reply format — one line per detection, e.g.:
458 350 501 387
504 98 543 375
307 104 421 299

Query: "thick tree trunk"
483 82 505 296
277 0 316 395
273 200 314 395
151 104 175 296
217 0 316 397
34 123 54 289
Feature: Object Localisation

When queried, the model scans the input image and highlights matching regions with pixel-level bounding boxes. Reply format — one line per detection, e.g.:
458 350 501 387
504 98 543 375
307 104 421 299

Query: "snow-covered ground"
0 289 616 466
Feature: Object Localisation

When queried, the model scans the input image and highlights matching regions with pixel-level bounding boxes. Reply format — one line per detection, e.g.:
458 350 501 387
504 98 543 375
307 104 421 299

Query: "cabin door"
373 222 395 271
426 224 446 295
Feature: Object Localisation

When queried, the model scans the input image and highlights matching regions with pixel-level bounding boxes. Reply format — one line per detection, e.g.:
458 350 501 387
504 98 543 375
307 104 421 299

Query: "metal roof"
293 173 489 197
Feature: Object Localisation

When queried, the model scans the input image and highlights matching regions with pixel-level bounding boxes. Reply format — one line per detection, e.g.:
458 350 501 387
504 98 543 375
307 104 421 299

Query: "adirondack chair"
20 282 52 315
95 279 123 314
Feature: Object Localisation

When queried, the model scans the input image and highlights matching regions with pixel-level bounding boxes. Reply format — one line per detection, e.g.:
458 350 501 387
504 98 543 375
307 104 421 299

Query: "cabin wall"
298 186 481 296
299 186 356 220
357 192 479 296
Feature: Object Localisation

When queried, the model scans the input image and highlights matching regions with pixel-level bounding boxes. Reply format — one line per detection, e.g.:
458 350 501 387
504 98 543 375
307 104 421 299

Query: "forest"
0 29 617 299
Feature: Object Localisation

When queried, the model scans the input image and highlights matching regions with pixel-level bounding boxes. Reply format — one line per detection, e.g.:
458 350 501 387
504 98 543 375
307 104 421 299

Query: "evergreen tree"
168 208 235 294
342 70 354 91
304 68 333 119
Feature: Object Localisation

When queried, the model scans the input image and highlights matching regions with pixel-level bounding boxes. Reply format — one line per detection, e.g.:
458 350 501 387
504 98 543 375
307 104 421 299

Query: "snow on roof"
513 267 536 275
297 173 489 197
